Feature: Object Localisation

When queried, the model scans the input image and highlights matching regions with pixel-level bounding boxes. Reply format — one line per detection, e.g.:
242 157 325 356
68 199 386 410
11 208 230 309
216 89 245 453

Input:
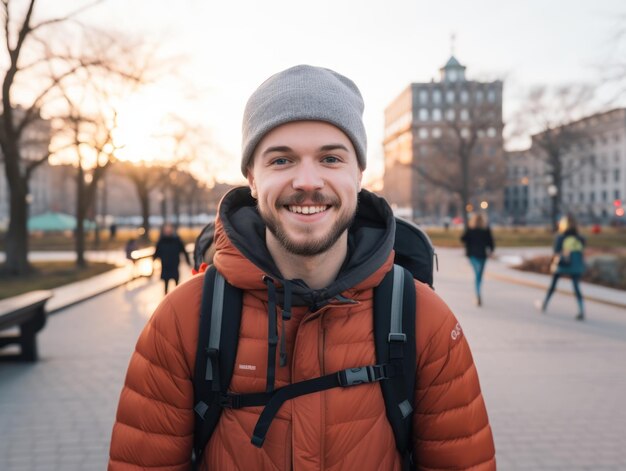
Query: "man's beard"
258 191 357 257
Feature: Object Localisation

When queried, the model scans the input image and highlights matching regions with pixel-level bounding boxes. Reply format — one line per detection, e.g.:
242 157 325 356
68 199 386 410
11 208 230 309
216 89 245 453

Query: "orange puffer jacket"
109 188 495 470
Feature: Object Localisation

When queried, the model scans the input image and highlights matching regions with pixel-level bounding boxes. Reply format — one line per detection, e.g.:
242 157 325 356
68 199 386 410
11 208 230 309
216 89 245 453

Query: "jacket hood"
212 186 395 307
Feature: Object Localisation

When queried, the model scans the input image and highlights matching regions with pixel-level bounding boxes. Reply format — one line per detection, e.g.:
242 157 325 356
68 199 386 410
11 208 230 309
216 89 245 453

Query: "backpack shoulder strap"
192 265 243 467
374 264 417 468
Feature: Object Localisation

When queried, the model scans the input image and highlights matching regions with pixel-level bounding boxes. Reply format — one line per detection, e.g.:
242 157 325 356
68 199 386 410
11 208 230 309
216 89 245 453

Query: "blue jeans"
468 256 487 297
544 274 584 314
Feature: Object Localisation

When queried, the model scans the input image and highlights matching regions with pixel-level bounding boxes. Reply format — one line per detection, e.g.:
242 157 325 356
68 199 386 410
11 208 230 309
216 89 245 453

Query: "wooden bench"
0 290 53 361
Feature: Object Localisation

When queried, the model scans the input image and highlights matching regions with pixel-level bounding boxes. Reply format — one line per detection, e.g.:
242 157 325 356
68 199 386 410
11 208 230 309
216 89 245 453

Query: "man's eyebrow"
262 144 349 155
319 144 349 152
262 146 292 156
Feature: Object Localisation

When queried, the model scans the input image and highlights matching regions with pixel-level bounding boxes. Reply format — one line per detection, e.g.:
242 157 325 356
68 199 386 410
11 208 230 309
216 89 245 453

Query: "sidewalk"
1 247 624 470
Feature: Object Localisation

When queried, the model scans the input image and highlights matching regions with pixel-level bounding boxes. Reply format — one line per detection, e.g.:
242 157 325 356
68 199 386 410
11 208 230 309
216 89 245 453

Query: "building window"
602 172 607 183
432 127 442 139
602 190 607 202
460 90 469 104
446 109 455 121
487 89 496 102
615 189 621 200
615 168 621 182
460 109 469 121
475 90 484 103
461 128 470 139
418 128 429 139
487 127 497 138
433 89 442 104
432 109 442 121
419 90 428 104
419 108 429 121
590 192 595 203
579 192 584 203
446 90 455 103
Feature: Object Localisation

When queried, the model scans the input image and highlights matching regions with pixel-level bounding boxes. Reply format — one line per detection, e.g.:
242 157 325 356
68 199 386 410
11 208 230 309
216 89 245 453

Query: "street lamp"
547 185 558 197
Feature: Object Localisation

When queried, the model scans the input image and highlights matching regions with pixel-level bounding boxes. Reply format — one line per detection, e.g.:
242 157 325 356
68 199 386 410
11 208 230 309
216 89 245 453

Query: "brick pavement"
1 251 625 470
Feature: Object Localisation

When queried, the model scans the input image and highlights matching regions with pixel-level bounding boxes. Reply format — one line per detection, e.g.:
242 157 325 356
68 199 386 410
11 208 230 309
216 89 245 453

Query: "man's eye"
271 158 289 166
322 155 340 164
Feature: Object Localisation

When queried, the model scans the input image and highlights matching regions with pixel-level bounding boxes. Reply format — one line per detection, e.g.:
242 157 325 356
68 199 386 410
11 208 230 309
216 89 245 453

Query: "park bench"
0 290 53 361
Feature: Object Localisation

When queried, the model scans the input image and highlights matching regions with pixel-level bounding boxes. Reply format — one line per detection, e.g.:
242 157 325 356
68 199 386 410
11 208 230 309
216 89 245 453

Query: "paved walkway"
0 249 624 470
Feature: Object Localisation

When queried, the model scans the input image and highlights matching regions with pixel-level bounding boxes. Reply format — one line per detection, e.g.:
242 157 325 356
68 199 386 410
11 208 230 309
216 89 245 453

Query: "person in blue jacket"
539 214 586 320
153 223 191 294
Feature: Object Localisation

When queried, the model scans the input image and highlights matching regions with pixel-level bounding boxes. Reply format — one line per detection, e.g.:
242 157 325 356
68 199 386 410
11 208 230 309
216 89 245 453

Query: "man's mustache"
276 191 339 207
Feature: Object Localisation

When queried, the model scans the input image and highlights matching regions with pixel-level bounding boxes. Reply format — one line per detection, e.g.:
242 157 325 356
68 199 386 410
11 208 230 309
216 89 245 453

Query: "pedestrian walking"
153 223 190 294
460 213 495 306
109 65 495 470
538 214 586 320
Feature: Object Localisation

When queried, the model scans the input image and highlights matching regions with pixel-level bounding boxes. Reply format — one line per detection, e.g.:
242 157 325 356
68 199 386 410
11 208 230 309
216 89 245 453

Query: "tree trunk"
0 138 32 275
75 169 87 269
3 180 31 275
550 194 559 232
140 189 151 243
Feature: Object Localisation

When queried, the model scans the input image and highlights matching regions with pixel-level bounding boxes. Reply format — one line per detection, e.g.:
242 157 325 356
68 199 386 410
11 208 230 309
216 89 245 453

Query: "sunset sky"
35 0 626 186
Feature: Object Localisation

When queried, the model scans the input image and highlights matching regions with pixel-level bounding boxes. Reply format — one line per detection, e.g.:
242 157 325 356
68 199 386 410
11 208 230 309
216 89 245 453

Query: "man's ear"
247 170 257 198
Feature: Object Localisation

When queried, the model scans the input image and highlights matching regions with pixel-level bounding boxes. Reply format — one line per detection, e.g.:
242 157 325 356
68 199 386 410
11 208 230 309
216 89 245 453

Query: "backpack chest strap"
218 363 400 447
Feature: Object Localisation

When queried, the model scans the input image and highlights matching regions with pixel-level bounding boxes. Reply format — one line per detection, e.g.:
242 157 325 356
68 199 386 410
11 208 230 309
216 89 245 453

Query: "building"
505 108 626 224
382 56 504 222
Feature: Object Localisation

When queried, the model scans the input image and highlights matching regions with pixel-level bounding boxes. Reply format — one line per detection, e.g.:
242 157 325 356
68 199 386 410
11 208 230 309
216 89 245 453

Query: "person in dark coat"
538 214 586 320
153 223 191 294
460 213 495 306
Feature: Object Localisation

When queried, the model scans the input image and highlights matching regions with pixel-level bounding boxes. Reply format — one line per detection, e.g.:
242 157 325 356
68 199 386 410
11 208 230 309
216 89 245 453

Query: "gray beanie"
241 64 367 176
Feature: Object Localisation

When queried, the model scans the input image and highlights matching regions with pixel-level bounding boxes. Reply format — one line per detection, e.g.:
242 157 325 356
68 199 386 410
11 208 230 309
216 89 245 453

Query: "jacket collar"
213 186 395 308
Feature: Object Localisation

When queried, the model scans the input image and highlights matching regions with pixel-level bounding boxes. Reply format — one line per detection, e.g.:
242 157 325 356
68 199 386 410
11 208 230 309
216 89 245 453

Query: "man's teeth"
288 205 328 215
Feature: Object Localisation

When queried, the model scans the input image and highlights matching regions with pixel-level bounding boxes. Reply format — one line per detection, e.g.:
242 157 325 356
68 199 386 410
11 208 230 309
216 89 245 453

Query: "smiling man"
108 65 496 470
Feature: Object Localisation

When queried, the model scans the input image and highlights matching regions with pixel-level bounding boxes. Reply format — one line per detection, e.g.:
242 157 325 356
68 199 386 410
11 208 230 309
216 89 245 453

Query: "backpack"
192 217 437 469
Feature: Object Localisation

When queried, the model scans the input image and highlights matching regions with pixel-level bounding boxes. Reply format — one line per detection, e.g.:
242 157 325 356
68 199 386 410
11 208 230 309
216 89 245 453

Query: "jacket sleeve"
108 295 195 470
412 282 496 470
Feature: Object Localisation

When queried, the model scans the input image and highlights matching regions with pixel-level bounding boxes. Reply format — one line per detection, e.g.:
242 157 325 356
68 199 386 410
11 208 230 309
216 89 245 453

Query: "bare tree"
119 161 169 242
513 84 595 231
0 0 138 275
414 107 504 228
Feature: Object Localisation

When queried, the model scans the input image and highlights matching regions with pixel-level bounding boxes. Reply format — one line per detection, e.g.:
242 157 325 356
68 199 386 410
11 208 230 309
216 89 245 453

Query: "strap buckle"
219 393 242 409
388 333 407 343
338 365 390 387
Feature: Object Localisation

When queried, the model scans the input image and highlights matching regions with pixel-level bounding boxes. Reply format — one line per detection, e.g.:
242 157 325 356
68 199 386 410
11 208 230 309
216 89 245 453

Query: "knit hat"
241 64 367 176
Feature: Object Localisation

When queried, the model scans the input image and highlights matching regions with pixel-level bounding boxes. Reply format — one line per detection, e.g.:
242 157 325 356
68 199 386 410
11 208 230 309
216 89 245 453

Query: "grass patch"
0 228 200 252
0 261 117 300
425 226 626 249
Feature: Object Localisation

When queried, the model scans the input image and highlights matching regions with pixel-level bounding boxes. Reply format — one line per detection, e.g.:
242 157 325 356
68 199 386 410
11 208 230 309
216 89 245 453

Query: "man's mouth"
286 205 331 215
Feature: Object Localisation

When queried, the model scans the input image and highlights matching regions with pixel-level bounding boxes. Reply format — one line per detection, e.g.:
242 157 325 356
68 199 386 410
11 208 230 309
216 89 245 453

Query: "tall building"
383 56 504 222
504 108 626 224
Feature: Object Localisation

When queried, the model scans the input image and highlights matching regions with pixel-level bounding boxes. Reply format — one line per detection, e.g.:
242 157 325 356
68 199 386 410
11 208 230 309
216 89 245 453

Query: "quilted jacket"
108 188 496 470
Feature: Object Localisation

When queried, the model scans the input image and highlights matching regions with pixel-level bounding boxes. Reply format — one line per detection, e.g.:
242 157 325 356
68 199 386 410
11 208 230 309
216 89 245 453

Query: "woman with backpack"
460 213 495 307
538 214 586 320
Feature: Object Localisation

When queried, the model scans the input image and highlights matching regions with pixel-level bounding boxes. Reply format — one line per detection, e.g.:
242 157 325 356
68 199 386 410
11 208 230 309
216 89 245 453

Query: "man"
108 65 496 470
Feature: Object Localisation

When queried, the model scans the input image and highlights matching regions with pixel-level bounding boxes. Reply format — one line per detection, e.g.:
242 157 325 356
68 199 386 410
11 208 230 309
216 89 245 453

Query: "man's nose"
292 160 324 191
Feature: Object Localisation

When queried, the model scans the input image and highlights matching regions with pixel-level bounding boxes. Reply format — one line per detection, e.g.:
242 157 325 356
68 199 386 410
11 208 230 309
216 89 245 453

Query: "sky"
34 0 626 186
